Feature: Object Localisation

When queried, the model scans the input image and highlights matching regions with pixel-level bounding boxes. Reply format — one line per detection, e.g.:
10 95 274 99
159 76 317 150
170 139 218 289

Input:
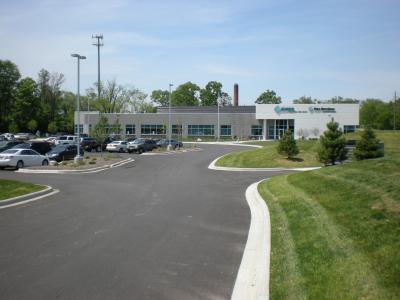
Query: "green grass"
216 140 321 168
258 154 400 298
0 179 44 201
216 130 400 168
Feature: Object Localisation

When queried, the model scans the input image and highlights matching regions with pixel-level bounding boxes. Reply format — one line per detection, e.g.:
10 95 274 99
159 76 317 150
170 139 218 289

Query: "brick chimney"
233 83 239 106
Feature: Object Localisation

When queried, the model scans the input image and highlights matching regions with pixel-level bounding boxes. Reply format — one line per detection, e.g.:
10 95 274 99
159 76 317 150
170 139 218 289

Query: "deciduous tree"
255 90 281 104
171 82 200 106
0 60 21 131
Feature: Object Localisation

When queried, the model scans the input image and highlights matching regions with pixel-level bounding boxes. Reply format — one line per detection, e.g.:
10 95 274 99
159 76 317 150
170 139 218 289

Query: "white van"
55 135 78 145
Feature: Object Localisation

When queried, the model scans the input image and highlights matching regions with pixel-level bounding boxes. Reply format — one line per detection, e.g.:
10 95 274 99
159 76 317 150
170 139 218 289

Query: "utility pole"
92 34 104 110
394 91 397 130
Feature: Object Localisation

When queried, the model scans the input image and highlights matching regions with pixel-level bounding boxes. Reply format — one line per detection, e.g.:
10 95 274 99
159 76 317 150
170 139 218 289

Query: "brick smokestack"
233 83 239 106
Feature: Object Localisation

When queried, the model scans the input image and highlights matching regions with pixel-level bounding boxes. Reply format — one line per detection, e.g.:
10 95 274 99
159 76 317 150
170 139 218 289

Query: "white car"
106 141 128 153
55 135 78 145
0 149 49 169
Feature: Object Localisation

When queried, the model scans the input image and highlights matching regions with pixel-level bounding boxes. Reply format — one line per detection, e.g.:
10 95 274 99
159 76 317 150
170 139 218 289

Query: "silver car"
0 148 49 169
106 141 128 153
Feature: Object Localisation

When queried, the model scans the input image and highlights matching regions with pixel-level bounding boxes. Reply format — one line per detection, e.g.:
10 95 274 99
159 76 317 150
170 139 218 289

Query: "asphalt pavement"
0 145 291 300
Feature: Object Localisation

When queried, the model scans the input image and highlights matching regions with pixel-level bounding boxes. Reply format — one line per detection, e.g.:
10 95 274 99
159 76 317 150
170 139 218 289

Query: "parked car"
106 141 128 153
46 144 84 162
14 132 36 140
12 141 52 155
80 137 102 152
0 133 15 141
127 138 157 154
0 148 49 169
0 141 24 153
156 139 183 149
55 135 78 145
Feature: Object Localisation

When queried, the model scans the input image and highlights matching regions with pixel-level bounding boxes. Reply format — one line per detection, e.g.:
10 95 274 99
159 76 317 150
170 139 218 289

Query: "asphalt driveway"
0 144 291 300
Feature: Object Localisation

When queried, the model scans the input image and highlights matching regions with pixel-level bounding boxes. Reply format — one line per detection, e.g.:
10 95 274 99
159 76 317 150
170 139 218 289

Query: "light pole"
92 34 103 110
71 53 86 164
168 83 173 150
217 100 220 142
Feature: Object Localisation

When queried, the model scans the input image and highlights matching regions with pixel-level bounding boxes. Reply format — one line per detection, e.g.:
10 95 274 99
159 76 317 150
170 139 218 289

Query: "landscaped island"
0 179 45 201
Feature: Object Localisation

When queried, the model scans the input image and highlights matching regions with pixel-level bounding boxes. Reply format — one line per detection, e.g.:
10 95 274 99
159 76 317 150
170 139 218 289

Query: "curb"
15 158 134 174
231 180 270 300
141 148 203 156
0 185 59 209
184 141 262 148
208 156 321 172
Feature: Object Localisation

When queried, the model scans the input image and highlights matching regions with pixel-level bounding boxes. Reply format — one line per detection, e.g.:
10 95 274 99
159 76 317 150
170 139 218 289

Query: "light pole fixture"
71 53 86 164
168 83 173 150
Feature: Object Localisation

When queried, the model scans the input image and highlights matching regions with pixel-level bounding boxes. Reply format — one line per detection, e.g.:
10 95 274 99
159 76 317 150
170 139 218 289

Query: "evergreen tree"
353 127 383 160
277 130 299 158
318 121 347 165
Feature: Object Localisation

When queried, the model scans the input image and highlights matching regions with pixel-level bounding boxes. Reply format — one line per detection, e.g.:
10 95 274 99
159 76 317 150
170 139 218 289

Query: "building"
75 103 359 140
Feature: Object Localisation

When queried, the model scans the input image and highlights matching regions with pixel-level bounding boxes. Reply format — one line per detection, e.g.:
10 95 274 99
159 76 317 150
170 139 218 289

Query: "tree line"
0 58 398 133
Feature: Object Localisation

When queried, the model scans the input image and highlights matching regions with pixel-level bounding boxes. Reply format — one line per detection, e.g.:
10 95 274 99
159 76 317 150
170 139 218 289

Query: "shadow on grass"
286 157 304 162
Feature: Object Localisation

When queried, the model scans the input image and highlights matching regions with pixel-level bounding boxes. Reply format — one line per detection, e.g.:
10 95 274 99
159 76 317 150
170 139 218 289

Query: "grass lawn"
215 140 321 168
0 179 44 201
258 130 400 299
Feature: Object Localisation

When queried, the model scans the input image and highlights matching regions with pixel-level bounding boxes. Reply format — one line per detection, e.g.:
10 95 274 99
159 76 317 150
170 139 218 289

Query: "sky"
1 0 399 105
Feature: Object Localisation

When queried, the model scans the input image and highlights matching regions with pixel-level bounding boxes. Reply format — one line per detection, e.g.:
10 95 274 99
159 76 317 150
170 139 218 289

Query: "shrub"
353 127 383 160
318 121 347 165
277 130 299 159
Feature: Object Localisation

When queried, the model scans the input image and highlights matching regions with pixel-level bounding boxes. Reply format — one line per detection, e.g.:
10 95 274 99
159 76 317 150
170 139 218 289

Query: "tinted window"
21 150 31 155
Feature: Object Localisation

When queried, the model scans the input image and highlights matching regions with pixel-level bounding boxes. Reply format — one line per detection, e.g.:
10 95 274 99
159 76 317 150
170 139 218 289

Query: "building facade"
75 104 359 140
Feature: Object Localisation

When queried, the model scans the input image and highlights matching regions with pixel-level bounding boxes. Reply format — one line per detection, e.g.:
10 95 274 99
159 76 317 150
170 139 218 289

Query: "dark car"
0 141 24 153
46 144 84 162
12 141 52 155
156 139 183 149
127 138 157 154
80 137 101 152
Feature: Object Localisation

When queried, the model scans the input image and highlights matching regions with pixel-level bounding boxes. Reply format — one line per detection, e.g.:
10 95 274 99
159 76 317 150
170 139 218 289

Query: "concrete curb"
0 185 59 209
183 141 262 148
142 148 203 156
208 156 321 172
231 180 270 300
15 158 134 174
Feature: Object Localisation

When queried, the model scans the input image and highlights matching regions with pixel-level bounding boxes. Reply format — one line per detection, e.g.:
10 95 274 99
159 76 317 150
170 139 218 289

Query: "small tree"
92 114 109 155
353 127 383 160
27 119 38 132
277 130 299 159
318 121 347 165
47 121 57 134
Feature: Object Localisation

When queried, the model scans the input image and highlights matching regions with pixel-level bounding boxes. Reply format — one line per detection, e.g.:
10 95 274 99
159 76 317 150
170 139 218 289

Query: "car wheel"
42 159 49 166
96 146 101 152
138 148 143 154
128 150 132 154
16 160 24 169
119 148 124 153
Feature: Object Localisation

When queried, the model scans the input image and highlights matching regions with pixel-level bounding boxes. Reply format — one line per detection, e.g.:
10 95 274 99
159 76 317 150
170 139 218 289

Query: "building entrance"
267 119 294 140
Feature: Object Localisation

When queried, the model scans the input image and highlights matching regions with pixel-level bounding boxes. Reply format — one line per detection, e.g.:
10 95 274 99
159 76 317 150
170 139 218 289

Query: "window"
172 125 182 135
188 125 214 136
251 125 263 136
126 124 135 135
343 125 356 134
220 125 231 136
267 119 294 139
74 124 83 134
141 124 166 135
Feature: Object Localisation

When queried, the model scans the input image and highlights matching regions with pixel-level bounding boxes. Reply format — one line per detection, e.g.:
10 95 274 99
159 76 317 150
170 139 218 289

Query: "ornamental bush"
353 127 383 160
318 121 347 165
277 130 299 159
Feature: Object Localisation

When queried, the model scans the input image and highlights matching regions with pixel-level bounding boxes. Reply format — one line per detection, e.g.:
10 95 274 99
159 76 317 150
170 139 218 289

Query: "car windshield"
1 149 19 154
51 145 68 151
133 139 144 144
59 136 67 140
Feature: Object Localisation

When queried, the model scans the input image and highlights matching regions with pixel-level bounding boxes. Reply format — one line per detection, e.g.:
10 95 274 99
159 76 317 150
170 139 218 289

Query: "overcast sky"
1 0 399 104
